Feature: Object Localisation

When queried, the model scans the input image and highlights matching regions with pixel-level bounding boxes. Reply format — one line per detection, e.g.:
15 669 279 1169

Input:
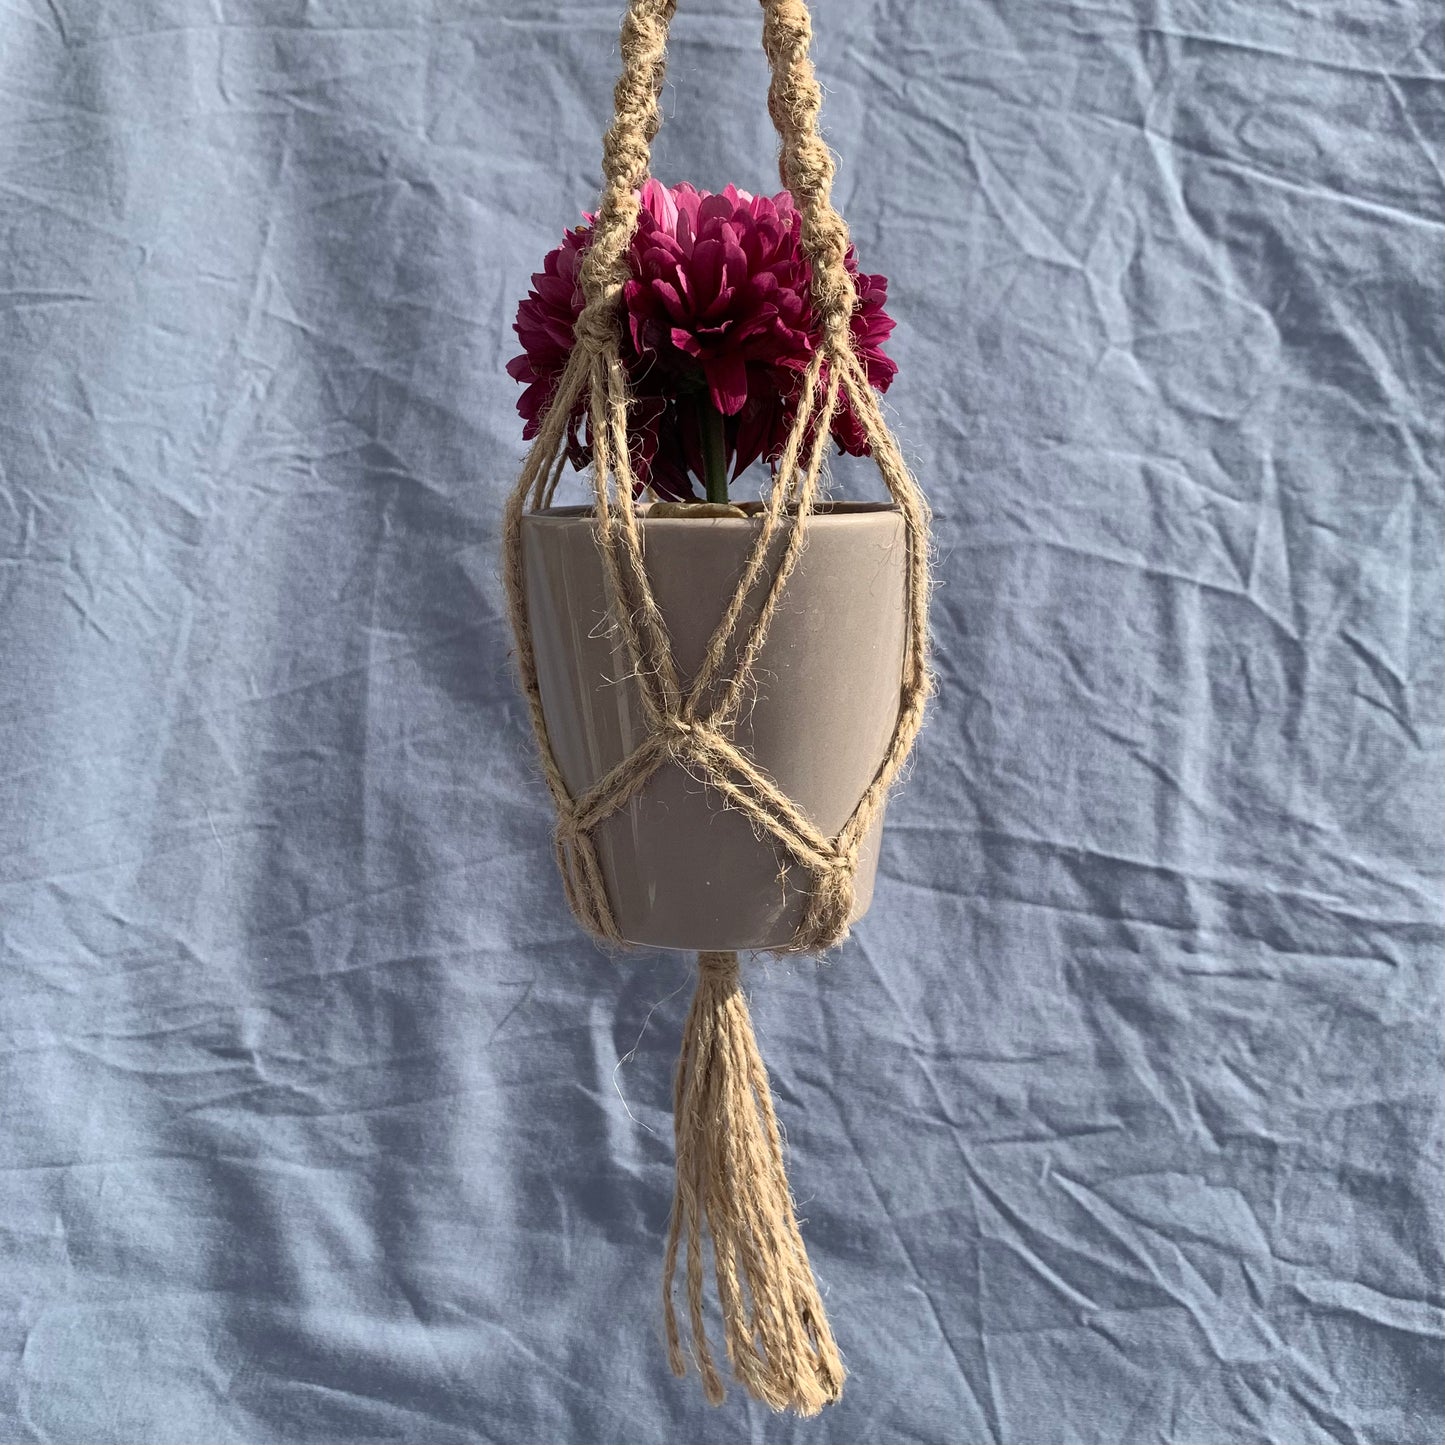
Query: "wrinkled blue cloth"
1 3 1440 1442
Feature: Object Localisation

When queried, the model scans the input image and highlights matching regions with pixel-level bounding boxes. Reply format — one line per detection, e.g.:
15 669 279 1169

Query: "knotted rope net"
501 0 932 1415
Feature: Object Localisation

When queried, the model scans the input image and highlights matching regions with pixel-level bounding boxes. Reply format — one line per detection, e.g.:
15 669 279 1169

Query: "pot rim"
522 499 901 529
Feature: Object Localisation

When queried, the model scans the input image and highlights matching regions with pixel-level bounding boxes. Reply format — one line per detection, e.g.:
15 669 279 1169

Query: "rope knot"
573 297 622 354
793 850 858 953
697 949 740 984
659 714 697 755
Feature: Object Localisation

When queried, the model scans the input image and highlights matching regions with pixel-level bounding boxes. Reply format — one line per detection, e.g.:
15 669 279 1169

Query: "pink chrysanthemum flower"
506 221 592 467
508 180 897 500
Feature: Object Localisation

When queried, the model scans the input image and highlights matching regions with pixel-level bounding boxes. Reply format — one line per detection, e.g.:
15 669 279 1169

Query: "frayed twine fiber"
500 0 932 1414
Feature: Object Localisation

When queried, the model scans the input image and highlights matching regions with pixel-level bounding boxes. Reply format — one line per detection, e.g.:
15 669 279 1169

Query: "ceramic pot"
520 502 907 951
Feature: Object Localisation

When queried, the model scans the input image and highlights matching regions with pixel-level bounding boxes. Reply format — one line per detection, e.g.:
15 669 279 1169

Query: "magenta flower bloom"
509 180 897 499
506 221 592 466
623 184 813 417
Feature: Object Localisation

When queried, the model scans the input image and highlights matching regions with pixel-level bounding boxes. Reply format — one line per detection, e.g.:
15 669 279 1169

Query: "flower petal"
704 351 750 415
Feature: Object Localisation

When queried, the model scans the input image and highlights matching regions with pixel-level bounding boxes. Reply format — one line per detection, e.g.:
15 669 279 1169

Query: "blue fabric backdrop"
1 3 1441 1442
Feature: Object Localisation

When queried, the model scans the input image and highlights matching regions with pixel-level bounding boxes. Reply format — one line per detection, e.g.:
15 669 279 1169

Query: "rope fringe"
500 0 933 1413
663 951 845 1415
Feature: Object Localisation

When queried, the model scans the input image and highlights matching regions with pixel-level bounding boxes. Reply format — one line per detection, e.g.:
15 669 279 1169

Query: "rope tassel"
663 951 845 1414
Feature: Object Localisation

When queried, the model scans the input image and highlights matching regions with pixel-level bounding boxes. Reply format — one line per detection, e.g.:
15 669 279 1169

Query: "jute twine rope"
500 0 932 1415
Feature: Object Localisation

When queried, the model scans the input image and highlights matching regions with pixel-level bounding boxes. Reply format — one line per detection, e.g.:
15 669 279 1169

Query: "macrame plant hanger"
501 0 932 1415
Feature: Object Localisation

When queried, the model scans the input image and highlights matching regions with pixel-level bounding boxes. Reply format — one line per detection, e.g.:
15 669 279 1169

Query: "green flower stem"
700 400 730 506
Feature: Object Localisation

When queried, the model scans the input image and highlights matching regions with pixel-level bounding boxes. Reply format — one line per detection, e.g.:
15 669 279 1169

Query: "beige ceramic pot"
520 502 907 951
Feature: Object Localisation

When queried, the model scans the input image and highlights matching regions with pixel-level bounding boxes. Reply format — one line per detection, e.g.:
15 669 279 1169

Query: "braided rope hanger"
500 0 932 1415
